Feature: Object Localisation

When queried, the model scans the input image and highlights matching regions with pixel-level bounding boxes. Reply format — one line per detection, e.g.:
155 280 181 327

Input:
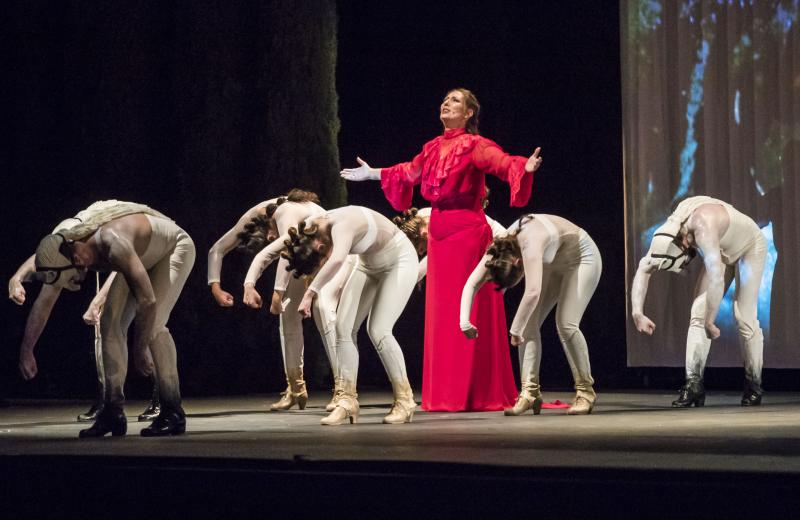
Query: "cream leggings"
518 231 602 402
100 229 195 411
685 233 766 388
334 233 417 396
279 271 343 382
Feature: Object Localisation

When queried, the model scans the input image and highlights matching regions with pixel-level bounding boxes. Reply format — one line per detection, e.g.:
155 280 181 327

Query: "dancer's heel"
78 406 127 438
672 381 706 408
383 402 415 424
270 387 309 411
321 398 360 426
567 396 594 415
504 394 543 416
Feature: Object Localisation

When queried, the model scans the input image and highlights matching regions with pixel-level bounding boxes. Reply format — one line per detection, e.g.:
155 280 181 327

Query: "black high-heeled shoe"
77 401 104 422
78 406 127 438
78 381 106 422
138 379 161 421
672 381 705 408
741 382 763 406
140 407 186 437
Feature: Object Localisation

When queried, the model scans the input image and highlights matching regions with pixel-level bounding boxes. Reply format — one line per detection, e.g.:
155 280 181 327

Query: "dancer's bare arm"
691 211 725 339
83 272 118 325
18 284 62 380
9 255 36 305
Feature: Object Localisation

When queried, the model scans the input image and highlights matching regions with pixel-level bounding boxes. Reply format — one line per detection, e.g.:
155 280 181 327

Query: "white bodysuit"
461 214 602 402
245 206 418 402
650 197 767 387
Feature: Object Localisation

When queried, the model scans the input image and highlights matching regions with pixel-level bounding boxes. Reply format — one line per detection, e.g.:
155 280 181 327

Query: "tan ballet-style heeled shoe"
383 400 415 424
324 393 337 413
270 387 308 411
566 395 594 415
320 397 359 426
504 393 543 416
270 368 308 411
325 378 342 412
383 380 416 424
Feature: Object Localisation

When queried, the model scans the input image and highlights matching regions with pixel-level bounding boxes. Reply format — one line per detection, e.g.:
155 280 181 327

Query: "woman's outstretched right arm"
342 150 426 211
340 156 382 181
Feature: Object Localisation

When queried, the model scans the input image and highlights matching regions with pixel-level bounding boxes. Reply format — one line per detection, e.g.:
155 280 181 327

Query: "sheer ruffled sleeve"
473 138 534 207
380 150 426 211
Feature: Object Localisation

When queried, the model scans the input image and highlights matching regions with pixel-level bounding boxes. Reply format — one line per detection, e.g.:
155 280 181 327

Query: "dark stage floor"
3 390 800 516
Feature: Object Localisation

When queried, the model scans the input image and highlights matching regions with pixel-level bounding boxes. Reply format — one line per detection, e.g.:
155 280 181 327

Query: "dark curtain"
2 0 342 398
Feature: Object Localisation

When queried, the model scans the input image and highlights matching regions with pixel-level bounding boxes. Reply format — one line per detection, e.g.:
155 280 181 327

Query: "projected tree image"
622 0 800 367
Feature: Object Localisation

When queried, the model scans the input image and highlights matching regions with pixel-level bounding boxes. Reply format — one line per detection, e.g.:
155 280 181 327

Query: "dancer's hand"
461 323 478 339
510 335 524 347
298 290 315 319
270 291 285 315
633 313 656 335
211 283 235 307
340 157 380 181
19 351 38 380
243 285 262 309
704 321 720 340
8 277 26 305
82 302 103 325
134 348 154 377
525 147 542 173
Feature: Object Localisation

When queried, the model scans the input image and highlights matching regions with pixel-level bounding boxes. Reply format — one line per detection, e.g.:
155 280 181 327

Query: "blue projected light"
774 1 799 35
675 40 710 202
639 0 662 30
641 218 665 248
715 222 777 333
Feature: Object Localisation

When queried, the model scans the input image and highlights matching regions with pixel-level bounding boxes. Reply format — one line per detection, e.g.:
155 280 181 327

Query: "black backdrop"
1 1 649 401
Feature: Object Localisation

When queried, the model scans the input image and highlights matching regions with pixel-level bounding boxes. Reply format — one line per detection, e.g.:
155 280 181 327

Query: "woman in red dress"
341 88 542 411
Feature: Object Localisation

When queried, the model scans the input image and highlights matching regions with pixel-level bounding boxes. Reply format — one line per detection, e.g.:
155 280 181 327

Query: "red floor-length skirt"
421 208 518 411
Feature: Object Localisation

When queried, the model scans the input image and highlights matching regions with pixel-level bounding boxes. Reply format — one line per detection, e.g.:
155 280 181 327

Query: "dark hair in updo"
282 220 331 278
484 215 533 290
393 208 427 254
236 188 321 254
236 214 272 254
264 188 320 219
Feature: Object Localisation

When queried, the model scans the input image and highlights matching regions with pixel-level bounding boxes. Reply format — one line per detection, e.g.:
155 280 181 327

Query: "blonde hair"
393 208 427 253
